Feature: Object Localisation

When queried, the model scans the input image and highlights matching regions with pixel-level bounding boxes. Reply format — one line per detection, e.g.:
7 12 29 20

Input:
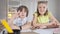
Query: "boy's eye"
39 7 41 8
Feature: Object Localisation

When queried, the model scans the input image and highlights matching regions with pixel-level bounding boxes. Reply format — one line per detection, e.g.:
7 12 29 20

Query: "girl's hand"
40 25 47 29
46 21 58 28
50 21 57 26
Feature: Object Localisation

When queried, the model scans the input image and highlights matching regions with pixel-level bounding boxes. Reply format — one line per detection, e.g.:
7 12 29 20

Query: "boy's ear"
18 13 20 15
17 11 20 15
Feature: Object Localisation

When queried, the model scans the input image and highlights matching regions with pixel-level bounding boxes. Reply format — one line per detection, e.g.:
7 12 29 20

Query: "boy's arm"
9 11 20 25
22 22 31 30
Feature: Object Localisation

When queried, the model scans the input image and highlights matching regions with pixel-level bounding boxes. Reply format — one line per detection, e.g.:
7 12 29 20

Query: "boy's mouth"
21 15 24 16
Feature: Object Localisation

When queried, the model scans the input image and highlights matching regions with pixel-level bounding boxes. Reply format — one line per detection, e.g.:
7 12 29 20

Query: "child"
33 1 59 29
32 1 60 34
9 5 31 34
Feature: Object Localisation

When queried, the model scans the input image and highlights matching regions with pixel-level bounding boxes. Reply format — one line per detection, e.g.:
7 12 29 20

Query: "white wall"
56 0 60 21
48 0 60 21
0 0 7 19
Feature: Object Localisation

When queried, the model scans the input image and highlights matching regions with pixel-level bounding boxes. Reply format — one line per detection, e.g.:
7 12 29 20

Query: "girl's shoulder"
48 11 51 14
33 12 38 16
48 11 52 17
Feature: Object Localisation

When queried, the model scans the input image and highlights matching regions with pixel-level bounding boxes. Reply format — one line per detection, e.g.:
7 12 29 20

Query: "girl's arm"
49 14 59 25
32 14 41 27
46 14 60 28
39 13 60 28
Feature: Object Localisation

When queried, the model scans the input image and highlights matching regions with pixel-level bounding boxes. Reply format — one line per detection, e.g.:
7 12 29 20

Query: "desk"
21 28 60 34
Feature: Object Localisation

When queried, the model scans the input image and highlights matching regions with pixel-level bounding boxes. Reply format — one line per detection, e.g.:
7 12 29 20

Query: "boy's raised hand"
9 11 20 24
12 11 20 19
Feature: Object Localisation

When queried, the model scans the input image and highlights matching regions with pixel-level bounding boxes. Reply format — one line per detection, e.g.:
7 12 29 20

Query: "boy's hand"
12 11 20 19
10 25 20 30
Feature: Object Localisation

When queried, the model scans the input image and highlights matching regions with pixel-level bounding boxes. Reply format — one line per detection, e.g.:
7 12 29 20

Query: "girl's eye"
43 7 45 8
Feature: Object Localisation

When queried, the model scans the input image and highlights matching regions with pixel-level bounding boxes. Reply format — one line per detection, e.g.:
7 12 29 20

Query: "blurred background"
0 0 60 22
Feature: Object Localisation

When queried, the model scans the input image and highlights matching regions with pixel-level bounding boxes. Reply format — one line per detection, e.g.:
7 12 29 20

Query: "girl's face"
18 8 27 18
38 3 47 15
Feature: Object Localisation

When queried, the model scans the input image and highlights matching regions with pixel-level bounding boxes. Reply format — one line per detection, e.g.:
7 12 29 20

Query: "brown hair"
37 1 48 16
17 5 28 17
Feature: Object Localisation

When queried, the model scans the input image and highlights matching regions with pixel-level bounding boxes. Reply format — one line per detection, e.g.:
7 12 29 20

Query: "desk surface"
21 28 60 34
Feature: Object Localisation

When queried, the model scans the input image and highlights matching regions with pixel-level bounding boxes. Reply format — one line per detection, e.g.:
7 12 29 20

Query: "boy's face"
38 3 47 15
18 8 27 18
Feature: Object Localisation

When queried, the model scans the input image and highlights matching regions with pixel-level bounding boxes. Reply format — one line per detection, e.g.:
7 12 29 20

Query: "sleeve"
27 16 33 22
48 12 52 17
33 12 37 17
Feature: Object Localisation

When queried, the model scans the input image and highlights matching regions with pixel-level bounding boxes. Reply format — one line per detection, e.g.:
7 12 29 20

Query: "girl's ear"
46 8 48 10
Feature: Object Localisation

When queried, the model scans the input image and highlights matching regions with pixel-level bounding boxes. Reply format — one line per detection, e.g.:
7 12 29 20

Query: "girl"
9 5 31 34
32 1 60 34
33 1 59 29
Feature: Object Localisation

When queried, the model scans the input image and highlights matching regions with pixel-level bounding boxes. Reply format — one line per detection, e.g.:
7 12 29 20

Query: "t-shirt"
13 17 29 26
34 12 52 24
